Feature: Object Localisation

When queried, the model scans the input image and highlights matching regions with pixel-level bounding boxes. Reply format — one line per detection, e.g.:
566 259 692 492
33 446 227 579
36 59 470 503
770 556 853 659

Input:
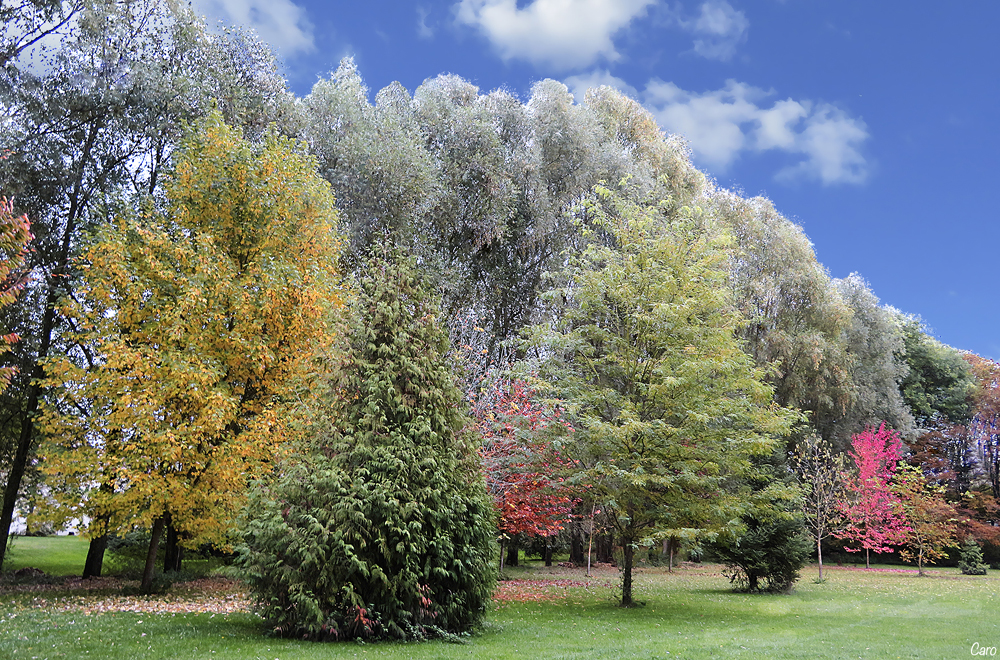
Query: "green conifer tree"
239 253 495 640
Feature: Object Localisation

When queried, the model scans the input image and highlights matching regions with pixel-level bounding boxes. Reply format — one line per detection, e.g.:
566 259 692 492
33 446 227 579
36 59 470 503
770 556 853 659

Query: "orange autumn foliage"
37 110 343 548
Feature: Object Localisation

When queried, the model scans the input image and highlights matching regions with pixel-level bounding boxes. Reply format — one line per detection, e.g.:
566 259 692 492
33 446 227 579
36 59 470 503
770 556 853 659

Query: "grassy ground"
4 535 91 576
2 559 999 659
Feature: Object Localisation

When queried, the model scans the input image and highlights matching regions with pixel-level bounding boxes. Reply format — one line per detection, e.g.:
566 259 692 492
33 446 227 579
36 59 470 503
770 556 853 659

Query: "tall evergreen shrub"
239 254 495 640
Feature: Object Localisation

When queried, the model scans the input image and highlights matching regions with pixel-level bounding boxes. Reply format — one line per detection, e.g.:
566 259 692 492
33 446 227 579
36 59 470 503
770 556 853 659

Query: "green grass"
3 562 999 659
4 535 90 576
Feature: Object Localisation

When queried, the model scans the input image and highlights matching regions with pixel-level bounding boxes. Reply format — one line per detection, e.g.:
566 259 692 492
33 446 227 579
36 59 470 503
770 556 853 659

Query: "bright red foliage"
473 379 578 538
837 422 910 567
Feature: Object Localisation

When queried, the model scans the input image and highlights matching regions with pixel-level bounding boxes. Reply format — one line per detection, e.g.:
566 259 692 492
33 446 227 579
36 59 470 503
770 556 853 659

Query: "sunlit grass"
4 535 90 576
2 560 998 658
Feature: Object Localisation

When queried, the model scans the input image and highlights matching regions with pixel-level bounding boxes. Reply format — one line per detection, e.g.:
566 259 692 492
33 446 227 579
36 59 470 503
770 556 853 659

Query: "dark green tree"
959 537 988 575
898 316 975 428
714 450 811 593
238 253 495 640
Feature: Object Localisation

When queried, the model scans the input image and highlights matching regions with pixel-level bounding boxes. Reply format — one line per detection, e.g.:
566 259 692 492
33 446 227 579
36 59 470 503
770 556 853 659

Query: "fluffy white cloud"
454 0 655 71
643 79 869 184
680 0 748 61
192 0 315 57
569 76 869 185
564 69 638 104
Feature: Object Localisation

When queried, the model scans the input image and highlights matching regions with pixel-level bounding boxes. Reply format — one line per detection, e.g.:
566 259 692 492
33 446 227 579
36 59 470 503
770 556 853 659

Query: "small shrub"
958 537 988 575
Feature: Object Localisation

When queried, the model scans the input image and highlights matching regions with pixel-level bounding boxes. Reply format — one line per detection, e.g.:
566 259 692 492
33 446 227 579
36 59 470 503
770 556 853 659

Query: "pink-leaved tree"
837 422 910 569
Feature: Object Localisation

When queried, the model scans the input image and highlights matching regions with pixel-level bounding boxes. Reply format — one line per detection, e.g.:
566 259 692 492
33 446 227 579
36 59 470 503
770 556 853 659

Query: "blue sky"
191 0 1000 359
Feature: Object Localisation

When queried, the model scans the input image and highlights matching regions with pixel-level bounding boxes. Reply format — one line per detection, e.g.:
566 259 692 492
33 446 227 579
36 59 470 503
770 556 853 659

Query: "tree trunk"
141 517 166 593
865 548 870 570
817 537 823 580
668 538 675 573
499 538 506 573
82 535 108 579
597 534 613 564
163 519 182 573
544 542 553 567
505 538 519 567
621 543 635 607
570 526 584 565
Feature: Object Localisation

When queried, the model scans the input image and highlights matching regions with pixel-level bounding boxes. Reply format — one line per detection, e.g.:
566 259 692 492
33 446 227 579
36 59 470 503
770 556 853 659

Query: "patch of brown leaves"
7 577 253 615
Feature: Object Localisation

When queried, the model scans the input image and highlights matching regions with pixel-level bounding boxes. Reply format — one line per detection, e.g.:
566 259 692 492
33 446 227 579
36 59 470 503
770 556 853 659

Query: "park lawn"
4 535 90 576
2 562 998 659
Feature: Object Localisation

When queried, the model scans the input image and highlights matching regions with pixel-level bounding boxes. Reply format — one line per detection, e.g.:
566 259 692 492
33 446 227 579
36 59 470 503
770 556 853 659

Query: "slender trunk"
587 504 595 577
817 537 823 580
918 547 924 576
544 542 553 567
668 539 674 573
621 543 635 607
141 517 166 593
865 548 870 570
498 538 506 573
82 535 108 579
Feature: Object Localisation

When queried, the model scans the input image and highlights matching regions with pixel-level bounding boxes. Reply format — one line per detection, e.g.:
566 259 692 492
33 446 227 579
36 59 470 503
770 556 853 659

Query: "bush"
714 450 811 593
239 254 495 641
958 537 988 575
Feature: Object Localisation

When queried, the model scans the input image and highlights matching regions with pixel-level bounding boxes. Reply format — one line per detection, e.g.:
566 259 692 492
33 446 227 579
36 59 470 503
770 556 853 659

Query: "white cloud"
192 0 315 57
683 0 748 61
417 6 434 39
643 79 869 184
571 75 870 185
564 69 638 104
454 0 655 71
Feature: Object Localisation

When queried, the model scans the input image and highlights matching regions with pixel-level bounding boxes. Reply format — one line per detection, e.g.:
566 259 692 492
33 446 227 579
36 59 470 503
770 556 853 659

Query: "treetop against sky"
185 0 1000 360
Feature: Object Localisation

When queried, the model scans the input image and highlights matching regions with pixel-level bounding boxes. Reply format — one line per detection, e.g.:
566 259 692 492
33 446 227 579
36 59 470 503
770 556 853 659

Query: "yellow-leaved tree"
39 110 343 590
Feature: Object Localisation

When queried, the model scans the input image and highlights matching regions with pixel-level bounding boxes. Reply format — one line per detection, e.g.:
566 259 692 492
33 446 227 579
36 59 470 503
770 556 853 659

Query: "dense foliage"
525 187 795 604
238 255 495 640
36 110 343 590
0 0 995 613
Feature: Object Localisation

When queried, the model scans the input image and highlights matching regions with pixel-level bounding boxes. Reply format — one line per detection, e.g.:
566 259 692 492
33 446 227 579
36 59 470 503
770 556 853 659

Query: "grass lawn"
3 559 999 659
4 535 91 576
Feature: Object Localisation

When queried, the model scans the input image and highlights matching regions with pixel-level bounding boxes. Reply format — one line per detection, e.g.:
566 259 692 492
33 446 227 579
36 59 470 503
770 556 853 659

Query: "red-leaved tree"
0 197 32 390
837 422 910 568
473 379 578 569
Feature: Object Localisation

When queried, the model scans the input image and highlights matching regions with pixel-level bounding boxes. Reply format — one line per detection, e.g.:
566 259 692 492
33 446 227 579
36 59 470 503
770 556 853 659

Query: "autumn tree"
0 198 32 391
791 434 847 580
837 423 909 568
473 378 577 569
966 354 1000 498
0 0 299 571
526 186 795 606
238 253 494 641
892 464 958 575
38 110 342 591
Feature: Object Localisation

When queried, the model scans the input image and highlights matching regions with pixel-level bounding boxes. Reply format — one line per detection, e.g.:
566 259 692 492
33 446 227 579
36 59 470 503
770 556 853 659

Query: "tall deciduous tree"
0 0 298 571
837 423 909 568
526 185 795 606
38 110 342 591
238 253 495 640
898 315 975 428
